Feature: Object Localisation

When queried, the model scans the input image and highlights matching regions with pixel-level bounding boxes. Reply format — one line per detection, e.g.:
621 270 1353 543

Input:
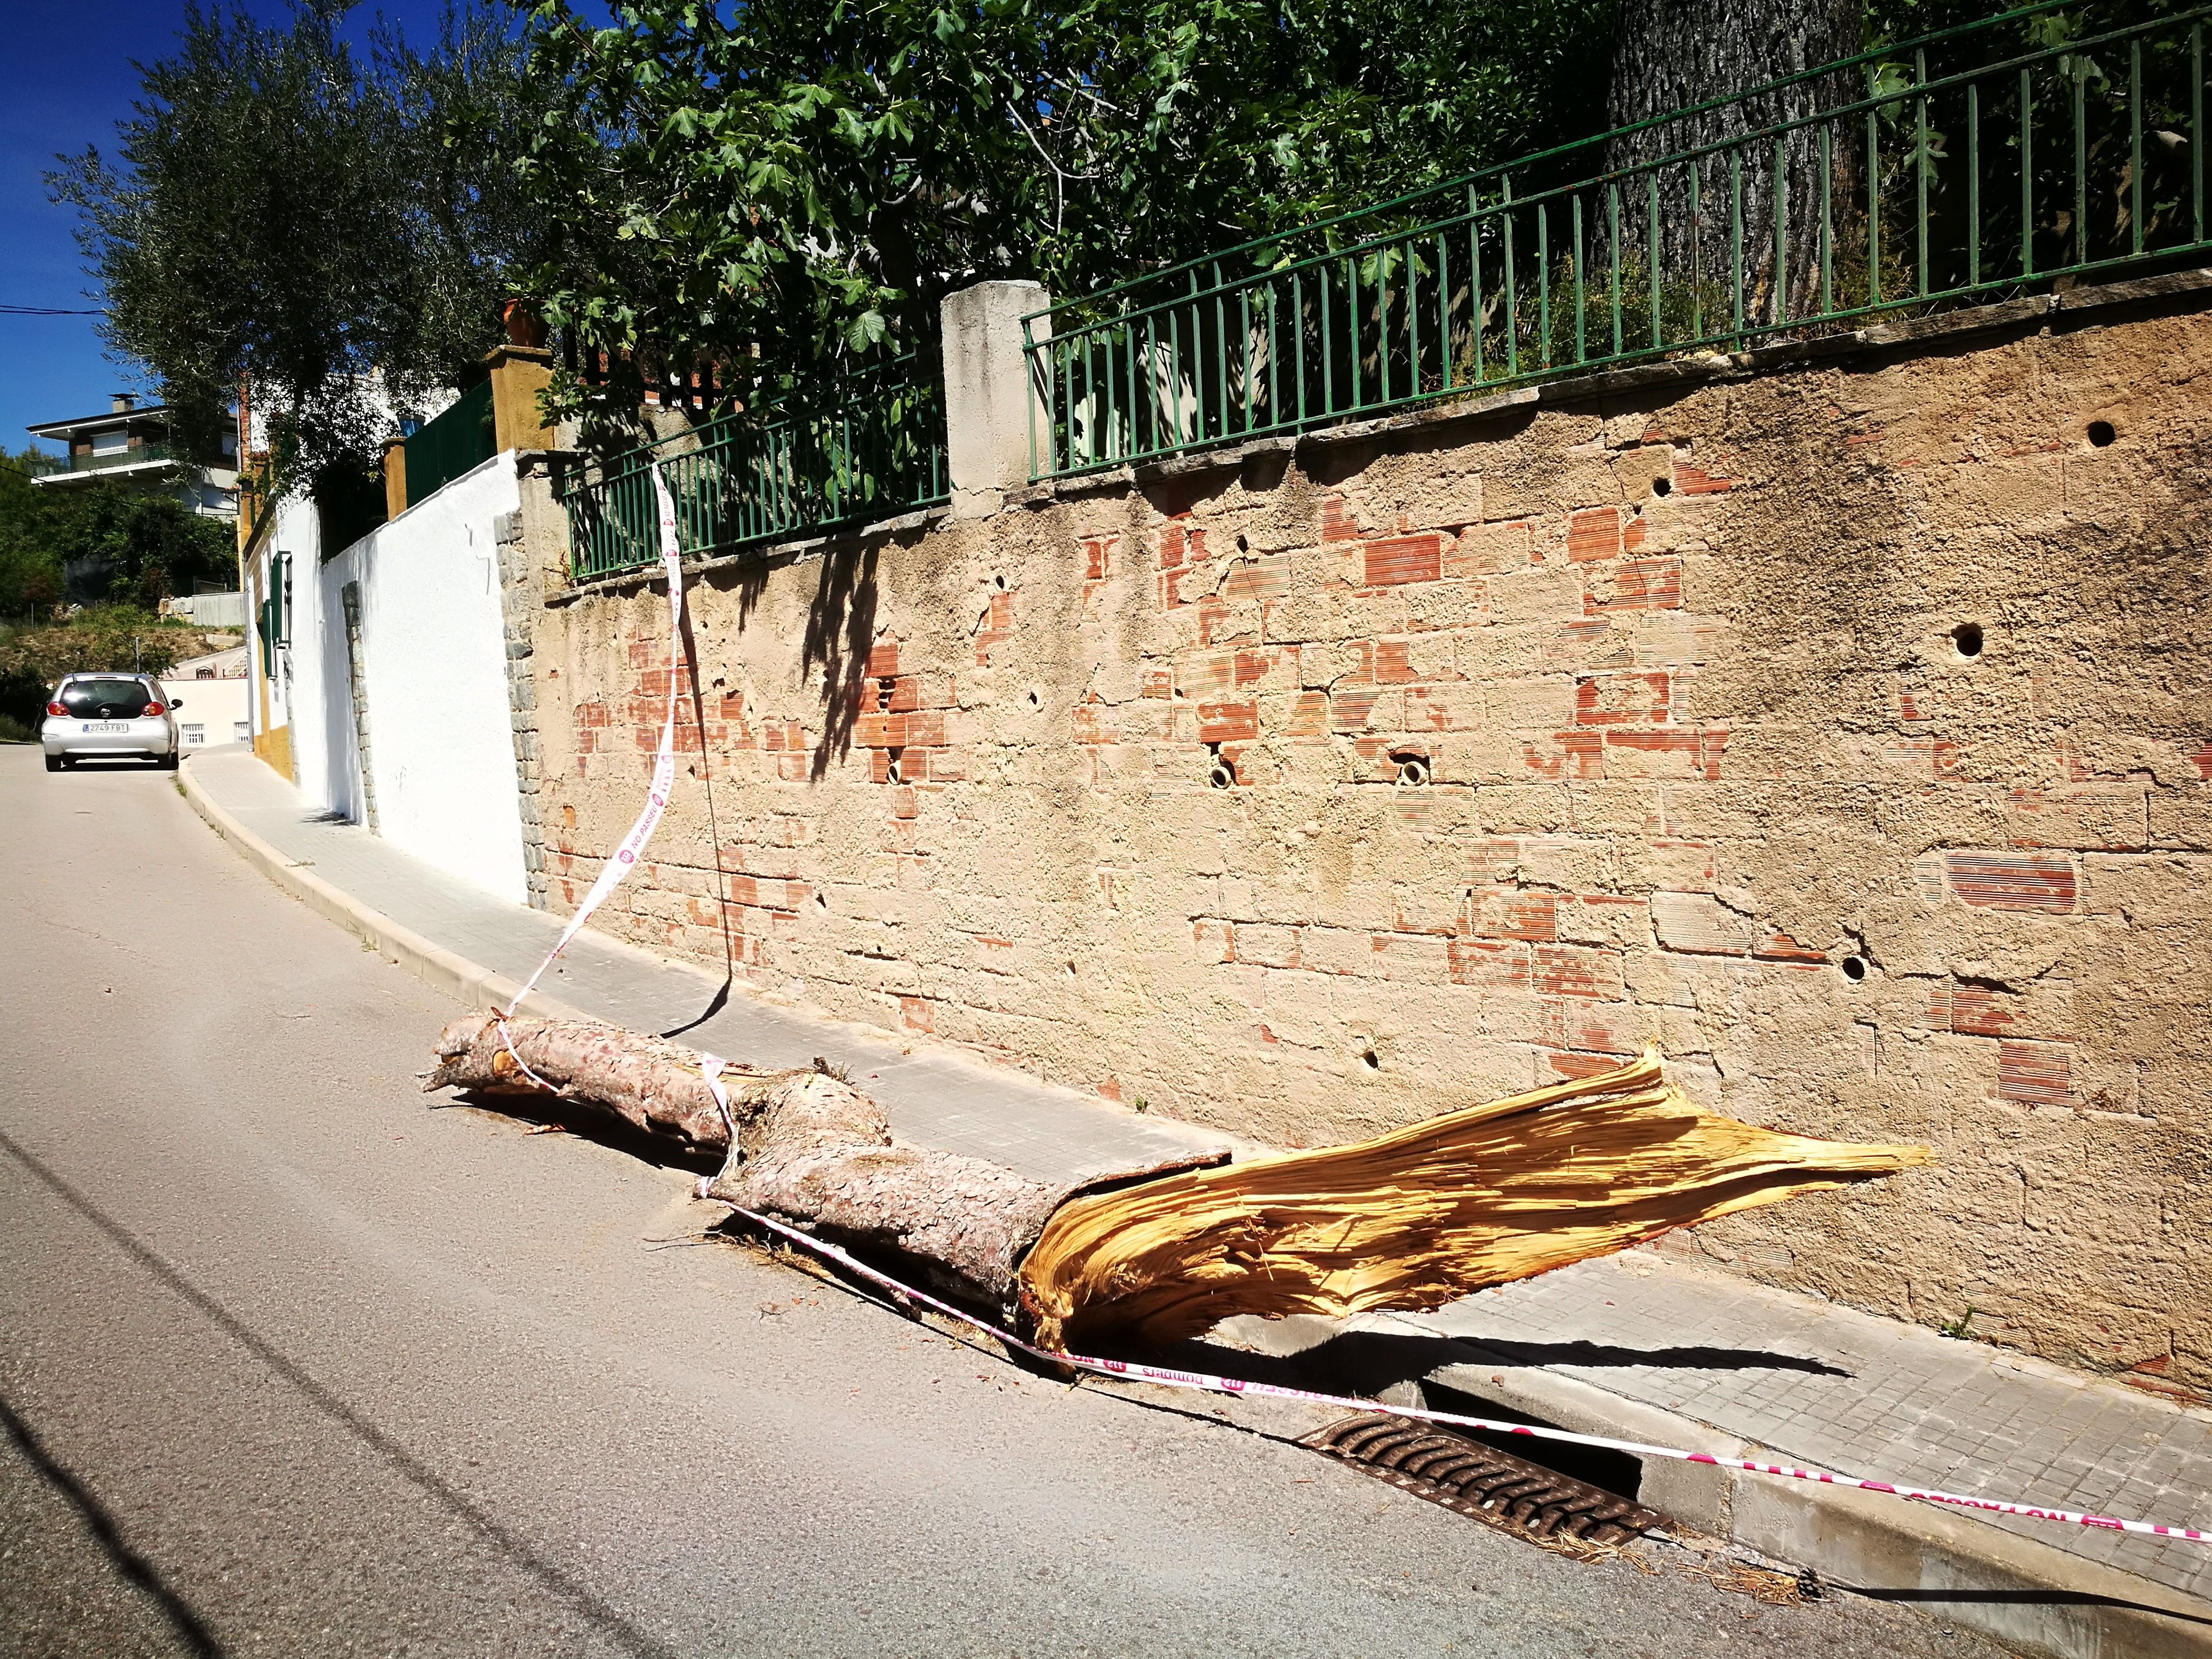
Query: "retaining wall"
525 290 2212 1390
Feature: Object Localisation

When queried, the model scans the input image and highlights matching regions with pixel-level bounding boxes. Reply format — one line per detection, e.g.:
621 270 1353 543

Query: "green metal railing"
404 379 497 507
1024 0 2212 478
562 364 948 581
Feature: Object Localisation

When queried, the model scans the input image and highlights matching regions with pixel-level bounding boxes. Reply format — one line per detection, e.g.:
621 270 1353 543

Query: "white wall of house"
160 676 250 750
321 454 526 903
244 454 525 904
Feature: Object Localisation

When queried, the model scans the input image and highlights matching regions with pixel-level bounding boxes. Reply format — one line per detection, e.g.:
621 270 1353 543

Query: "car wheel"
45 755 61 773
159 752 180 770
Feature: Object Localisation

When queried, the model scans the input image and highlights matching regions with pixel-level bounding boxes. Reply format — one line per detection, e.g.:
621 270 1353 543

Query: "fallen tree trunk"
429 1016 1928 1350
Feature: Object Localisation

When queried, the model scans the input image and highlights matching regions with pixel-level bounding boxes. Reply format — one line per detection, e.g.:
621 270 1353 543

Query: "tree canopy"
0 453 236 618
50 0 544 488
517 0 1617 425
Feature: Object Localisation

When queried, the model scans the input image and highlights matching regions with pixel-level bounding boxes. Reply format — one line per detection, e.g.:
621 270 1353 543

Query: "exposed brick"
1584 557 1682 613
1470 888 1558 943
1998 1040 2071 1107
1523 730 1605 780
865 641 901 679
1197 700 1260 744
1575 673 1671 726
1532 944 1625 1000
1606 728 1726 782
898 995 935 1034
1947 851 2078 914
1673 462 1737 494
1362 533 1444 587
1566 506 1623 562
1754 930 1829 964
1448 938 1528 987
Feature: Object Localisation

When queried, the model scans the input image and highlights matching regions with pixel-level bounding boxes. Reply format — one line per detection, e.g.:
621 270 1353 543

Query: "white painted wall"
160 676 250 749
319 454 526 903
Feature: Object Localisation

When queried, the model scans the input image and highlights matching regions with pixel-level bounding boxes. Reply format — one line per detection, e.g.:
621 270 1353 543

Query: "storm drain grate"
1302 1413 1669 1546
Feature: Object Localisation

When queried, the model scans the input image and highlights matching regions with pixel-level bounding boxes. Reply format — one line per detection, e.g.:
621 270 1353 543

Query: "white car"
42 673 183 772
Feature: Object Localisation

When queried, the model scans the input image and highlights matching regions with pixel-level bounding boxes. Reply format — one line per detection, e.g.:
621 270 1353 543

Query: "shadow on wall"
805 542 880 780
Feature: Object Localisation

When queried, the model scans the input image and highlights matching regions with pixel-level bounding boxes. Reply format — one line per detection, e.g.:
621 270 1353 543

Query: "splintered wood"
1015 1055 1928 1350
429 1017 1927 1351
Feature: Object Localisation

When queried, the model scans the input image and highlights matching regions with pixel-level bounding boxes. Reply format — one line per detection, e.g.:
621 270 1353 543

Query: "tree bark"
430 1017 1927 1352
1608 0 1863 325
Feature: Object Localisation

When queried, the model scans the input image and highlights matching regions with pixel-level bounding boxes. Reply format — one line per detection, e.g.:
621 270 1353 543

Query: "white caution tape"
699 1165 2209 1550
495 463 689 1089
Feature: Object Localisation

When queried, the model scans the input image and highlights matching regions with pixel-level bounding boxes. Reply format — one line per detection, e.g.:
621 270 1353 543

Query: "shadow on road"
0 1390 228 1657
0 1126 680 1659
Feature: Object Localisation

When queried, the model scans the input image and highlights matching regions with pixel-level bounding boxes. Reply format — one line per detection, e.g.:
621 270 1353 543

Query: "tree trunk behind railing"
1608 0 1865 326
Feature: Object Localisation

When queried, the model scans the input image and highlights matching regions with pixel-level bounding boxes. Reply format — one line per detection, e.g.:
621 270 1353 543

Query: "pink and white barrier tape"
496 464 689 1084
686 1134 2206 1550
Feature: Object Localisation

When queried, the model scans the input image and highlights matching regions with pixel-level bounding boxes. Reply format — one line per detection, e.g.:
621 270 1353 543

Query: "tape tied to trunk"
496 463 688 1090
691 1122 2208 1553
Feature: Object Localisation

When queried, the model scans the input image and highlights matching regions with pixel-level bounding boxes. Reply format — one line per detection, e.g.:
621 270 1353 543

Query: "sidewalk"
183 746 2212 1656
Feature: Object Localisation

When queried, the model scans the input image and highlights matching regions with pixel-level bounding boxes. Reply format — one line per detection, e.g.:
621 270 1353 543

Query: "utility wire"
0 304 104 316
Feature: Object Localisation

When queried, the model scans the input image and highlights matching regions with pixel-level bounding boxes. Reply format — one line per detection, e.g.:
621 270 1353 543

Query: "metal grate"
1303 1412 1668 1546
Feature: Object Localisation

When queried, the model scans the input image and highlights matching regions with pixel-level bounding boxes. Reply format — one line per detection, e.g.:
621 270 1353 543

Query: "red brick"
1532 944 1625 1000
1546 1051 1631 1081
1470 889 1558 943
1947 851 2077 914
865 642 901 679
1584 557 1682 613
1320 496 1361 542
1575 673 1671 726
1998 1040 2070 1107
1566 506 1623 562
1939 986 2018 1037
1158 522 1189 569
1222 560 1291 603
1754 930 1828 964
1285 692 1330 739
1082 536 1115 581
1522 731 1605 780
1673 463 1737 494
898 996 935 1034
1197 701 1259 744
1363 533 1443 587
1606 728 1726 782
1330 688 1387 734
1447 939 1528 988
2193 739 2212 782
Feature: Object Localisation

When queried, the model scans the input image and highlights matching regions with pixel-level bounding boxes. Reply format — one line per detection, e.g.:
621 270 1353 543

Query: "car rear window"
59 678 154 717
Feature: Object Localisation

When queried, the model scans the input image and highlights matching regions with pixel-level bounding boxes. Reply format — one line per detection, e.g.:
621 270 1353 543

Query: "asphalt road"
0 745 2015 1658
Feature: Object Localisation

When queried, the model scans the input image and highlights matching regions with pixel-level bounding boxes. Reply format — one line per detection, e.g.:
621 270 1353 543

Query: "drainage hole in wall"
1207 754 1237 790
1841 955 1869 982
994 572 1007 589
2087 419 2116 448
814 891 828 910
1393 752 1431 788
1952 621 1984 659
1651 475 1673 497
1236 532 1250 552
1027 689 1041 708
885 747 904 785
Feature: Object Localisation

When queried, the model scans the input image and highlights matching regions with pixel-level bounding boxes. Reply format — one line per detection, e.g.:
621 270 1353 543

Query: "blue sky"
0 0 454 458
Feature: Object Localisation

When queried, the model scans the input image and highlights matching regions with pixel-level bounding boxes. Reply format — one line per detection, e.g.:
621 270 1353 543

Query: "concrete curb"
179 756 589 1024
1237 1312 2211 1659
181 755 2210 1657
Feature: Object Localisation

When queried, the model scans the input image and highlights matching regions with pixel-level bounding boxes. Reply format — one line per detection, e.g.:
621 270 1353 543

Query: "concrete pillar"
380 436 408 521
485 345 558 453
940 280 1051 517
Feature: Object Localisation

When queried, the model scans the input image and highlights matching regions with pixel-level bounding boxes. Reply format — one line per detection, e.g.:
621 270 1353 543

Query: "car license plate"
82 721 132 733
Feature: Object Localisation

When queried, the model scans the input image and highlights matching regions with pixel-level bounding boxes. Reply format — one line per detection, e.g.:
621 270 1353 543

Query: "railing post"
485 344 558 454
380 435 408 520
941 280 1051 514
